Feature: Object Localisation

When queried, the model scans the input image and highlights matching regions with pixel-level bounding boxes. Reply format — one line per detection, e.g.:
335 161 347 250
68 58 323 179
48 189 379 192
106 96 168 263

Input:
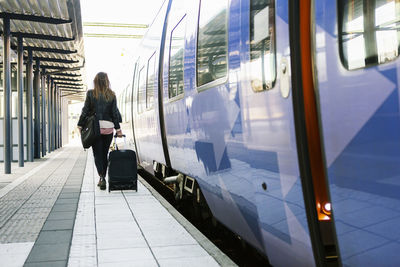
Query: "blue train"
118 0 400 266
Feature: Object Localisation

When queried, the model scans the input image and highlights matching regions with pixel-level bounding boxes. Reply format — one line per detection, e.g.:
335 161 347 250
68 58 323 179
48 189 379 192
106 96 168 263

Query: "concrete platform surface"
0 144 236 267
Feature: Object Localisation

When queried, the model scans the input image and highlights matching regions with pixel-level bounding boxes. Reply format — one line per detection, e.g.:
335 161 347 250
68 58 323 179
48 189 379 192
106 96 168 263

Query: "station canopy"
0 0 86 100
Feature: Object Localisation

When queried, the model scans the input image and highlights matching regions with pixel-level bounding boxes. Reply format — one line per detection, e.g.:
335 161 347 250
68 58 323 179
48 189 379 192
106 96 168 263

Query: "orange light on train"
323 203 331 214
317 202 331 220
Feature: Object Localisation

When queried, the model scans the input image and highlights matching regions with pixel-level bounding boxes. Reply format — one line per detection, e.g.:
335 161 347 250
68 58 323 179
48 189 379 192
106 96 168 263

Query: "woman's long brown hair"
93 72 115 101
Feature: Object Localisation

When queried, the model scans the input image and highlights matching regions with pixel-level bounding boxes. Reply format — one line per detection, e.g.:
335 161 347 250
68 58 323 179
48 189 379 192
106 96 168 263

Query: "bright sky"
80 0 165 95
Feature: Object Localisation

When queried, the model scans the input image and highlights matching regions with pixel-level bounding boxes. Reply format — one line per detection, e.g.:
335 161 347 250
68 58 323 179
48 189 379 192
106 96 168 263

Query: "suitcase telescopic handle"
113 134 127 151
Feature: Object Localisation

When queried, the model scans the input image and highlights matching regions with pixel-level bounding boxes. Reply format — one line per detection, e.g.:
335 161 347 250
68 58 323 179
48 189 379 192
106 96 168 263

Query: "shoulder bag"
81 98 100 149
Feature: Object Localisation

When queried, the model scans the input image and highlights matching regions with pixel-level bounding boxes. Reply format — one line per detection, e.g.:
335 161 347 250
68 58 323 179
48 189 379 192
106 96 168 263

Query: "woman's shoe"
99 178 106 190
97 178 101 187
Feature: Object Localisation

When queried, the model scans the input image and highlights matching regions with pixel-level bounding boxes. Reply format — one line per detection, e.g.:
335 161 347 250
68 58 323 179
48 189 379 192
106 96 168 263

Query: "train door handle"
280 57 290 98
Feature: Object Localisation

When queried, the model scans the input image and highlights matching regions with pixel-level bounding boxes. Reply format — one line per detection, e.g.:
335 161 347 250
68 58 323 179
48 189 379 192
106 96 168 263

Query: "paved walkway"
0 144 235 267
0 146 85 266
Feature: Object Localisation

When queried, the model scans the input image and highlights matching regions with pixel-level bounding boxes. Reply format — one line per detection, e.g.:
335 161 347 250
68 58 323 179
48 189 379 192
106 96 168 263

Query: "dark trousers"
92 134 113 177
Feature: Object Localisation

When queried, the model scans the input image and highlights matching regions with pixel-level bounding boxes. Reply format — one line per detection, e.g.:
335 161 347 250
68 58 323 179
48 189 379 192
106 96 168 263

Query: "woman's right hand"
116 129 123 137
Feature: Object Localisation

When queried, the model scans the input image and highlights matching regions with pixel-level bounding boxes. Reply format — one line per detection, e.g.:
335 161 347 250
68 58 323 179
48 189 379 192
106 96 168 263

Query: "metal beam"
55 82 83 86
61 92 84 95
34 59 41 158
27 57 79 64
17 36 24 167
0 13 72 24
8 32 75 42
57 83 83 86
46 73 81 77
3 17 12 173
58 88 84 91
59 88 83 91
51 77 82 82
46 69 82 75
37 65 79 70
26 50 34 162
61 91 85 97
54 81 82 84
58 86 83 89
60 88 86 93
11 45 77 54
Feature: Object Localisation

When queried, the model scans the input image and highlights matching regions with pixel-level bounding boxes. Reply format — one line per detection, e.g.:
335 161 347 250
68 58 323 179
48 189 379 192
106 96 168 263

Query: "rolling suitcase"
108 135 138 192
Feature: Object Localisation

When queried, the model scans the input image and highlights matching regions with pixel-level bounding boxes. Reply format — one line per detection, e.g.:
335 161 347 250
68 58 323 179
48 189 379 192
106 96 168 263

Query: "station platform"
0 144 235 267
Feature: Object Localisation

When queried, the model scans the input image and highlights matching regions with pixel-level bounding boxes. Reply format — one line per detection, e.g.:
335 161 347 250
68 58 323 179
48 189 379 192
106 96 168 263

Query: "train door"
314 0 400 265
236 0 324 265
132 1 171 172
161 0 187 172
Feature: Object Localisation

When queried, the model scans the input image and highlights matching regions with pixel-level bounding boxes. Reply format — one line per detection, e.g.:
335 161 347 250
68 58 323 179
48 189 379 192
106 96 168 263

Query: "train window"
196 0 228 87
146 52 156 109
250 0 276 92
339 0 400 70
168 16 186 99
137 66 146 113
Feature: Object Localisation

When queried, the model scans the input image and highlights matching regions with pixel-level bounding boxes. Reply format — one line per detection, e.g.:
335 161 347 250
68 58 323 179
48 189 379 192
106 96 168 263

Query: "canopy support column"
59 92 62 147
56 90 59 149
48 78 52 152
17 36 24 166
41 71 46 156
26 50 34 162
33 60 41 158
3 17 11 173
52 84 56 150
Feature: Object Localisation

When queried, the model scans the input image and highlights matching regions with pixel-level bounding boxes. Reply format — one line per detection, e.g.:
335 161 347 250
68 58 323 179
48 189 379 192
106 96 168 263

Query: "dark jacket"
77 90 121 129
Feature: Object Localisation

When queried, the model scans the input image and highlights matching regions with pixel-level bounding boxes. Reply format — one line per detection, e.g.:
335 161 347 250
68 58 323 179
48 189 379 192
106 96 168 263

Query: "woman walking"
78 72 123 190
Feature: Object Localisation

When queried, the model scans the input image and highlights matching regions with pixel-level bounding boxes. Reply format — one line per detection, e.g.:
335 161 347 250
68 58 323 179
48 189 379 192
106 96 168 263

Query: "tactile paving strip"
0 148 81 244
24 150 87 266
0 158 65 228
68 153 97 267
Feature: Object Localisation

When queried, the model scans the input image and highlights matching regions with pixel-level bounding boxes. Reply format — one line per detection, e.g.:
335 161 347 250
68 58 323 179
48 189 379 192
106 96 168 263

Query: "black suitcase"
108 136 138 192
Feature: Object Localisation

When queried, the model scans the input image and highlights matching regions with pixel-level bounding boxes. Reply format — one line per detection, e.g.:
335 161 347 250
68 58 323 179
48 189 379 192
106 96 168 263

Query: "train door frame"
157 0 173 169
289 0 339 265
131 62 140 164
